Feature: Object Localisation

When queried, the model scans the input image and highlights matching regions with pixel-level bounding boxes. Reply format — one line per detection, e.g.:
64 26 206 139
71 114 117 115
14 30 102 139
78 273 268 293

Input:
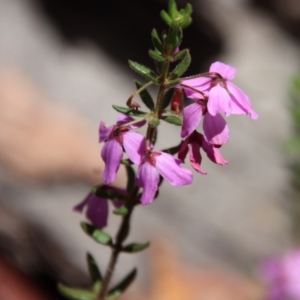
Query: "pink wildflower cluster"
178 61 258 173
97 61 257 206
260 248 300 300
99 114 192 205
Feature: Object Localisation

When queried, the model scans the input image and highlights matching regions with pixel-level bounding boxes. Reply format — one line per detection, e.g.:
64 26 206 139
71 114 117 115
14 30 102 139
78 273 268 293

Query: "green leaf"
113 205 129 216
160 10 172 26
170 51 191 79
173 49 188 61
87 253 102 284
165 79 180 87
92 281 102 294
112 105 148 117
81 222 112 246
92 187 125 202
169 0 178 18
122 242 150 253
125 165 136 194
149 49 165 62
58 283 95 300
184 3 193 16
162 115 182 126
151 29 163 52
128 61 159 83
108 269 137 300
162 88 175 110
134 81 155 110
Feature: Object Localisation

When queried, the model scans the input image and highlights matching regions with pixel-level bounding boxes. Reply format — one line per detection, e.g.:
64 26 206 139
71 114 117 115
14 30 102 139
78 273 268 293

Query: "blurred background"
0 0 299 299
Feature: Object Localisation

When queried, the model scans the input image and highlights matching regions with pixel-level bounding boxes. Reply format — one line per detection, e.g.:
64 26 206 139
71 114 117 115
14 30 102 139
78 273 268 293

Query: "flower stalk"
58 1 258 299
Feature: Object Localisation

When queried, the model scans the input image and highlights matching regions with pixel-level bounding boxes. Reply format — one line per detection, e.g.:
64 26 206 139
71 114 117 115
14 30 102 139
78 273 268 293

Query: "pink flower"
74 187 124 229
181 93 230 145
178 130 228 174
261 248 300 300
136 146 193 205
99 114 145 184
181 61 258 119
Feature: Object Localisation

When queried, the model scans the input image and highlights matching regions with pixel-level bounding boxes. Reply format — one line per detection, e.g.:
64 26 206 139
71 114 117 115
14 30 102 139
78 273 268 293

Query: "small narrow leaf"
165 79 180 87
122 242 150 253
87 253 102 284
149 49 165 62
113 205 129 216
81 222 112 245
112 105 148 117
58 284 95 300
108 269 137 300
173 49 188 61
162 88 175 110
128 61 159 83
151 29 163 52
162 115 182 126
185 3 193 15
160 10 172 26
135 81 155 110
168 0 178 18
92 187 125 201
92 281 102 294
170 51 191 79
125 165 136 194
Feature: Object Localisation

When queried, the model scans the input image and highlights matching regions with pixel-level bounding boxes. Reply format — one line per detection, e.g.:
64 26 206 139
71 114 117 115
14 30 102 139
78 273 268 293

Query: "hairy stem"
98 203 135 300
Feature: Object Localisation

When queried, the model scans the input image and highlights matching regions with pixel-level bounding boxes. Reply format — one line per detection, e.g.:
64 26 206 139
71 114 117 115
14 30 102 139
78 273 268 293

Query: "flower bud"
171 88 183 114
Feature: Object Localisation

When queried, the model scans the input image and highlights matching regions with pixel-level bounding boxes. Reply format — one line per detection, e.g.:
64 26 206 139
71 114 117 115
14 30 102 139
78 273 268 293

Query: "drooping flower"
260 248 300 300
178 130 228 174
74 187 125 229
99 114 145 184
181 92 230 145
136 145 193 205
181 61 258 119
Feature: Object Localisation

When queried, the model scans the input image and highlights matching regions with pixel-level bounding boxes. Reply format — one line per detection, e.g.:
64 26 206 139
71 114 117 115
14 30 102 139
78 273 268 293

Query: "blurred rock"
251 0 300 40
123 240 265 300
0 68 127 186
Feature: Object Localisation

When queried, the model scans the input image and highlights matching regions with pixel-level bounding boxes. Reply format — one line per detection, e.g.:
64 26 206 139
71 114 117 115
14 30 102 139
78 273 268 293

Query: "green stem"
126 81 153 106
98 202 135 300
154 60 171 117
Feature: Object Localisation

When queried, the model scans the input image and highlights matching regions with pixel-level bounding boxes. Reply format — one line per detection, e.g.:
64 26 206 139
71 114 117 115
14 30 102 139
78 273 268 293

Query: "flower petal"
189 142 207 174
86 195 109 229
101 139 123 184
209 61 236 80
203 113 229 146
156 152 193 186
227 82 258 119
99 122 113 143
178 137 189 162
181 77 211 99
202 139 228 165
74 193 91 212
137 162 159 205
181 102 203 138
207 85 231 116
123 132 145 165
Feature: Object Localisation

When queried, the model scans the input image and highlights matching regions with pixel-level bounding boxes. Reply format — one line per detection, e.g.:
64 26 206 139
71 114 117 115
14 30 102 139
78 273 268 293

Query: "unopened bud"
171 88 183 114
